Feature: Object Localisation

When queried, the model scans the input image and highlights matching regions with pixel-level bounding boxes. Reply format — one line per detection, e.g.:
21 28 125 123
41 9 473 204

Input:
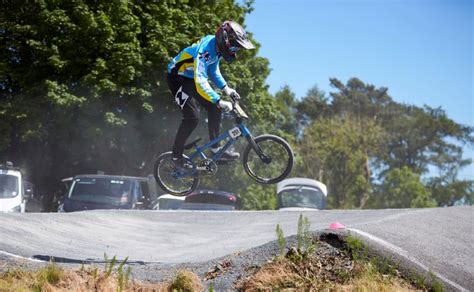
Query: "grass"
169 269 203 291
0 263 201 291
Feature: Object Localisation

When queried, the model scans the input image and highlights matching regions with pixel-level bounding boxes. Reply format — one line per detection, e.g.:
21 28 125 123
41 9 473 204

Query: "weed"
275 223 286 257
296 214 317 256
102 253 131 291
345 235 368 261
37 263 62 286
117 257 131 292
170 269 203 291
409 273 427 289
104 253 117 278
273 214 318 263
92 266 99 279
428 270 444 292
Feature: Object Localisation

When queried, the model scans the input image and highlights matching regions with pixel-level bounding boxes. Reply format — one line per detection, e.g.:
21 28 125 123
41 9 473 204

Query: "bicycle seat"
184 137 202 150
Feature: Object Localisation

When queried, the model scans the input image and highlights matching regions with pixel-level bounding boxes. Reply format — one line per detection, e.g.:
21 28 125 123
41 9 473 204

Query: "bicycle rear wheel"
153 152 199 196
243 134 294 184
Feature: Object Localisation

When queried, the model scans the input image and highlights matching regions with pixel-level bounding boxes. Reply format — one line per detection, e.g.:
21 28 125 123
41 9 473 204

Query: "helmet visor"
236 38 255 50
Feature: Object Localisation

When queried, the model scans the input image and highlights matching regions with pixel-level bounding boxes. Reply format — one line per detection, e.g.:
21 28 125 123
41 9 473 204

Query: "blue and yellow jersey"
167 35 227 103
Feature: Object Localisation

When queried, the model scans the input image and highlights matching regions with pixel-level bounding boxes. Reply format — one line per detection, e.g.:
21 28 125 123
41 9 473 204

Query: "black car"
180 189 238 210
58 175 157 212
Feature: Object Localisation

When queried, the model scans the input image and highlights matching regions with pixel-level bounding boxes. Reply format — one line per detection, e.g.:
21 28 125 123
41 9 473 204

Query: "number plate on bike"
228 127 242 139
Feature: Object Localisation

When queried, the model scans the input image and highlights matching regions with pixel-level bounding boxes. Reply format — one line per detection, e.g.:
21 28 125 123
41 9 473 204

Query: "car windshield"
0 174 19 199
279 187 326 209
69 177 132 204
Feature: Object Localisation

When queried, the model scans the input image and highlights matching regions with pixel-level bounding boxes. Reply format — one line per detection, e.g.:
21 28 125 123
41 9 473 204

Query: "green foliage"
104 253 116 278
428 177 473 206
275 223 286 257
428 270 444 292
170 270 202 291
274 85 298 136
274 215 317 263
372 167 436 208
103 253 131 291
0 0 276 208
296 85 331 123
293 78 472 209
345 235 367 261
117 257 131 292
298 116 384 208
37 263 62 287
239 183 277 210
296 214 315 254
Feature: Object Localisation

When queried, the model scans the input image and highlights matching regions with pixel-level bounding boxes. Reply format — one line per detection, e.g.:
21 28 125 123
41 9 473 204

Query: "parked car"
276 178 327 210
58 174 158 212
180 190 238 211
155 194 185 210
0 162 43 213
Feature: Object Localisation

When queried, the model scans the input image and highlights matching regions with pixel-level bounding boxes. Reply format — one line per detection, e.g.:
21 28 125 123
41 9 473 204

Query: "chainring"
197 159 218 176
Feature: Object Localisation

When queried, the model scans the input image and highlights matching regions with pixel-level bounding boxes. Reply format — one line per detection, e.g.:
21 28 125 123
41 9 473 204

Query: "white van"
0 162 25 213
276 178 327 210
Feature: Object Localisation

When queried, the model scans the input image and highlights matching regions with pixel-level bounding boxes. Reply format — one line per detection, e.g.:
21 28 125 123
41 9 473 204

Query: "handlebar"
230 96 248 120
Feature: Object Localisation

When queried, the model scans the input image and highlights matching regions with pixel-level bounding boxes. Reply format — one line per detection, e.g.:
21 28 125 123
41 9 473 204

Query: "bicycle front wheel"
243 134 294 184
153 152 199 196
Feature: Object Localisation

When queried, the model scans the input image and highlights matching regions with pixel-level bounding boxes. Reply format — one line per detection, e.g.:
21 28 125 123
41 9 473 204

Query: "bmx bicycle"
153 97 294 196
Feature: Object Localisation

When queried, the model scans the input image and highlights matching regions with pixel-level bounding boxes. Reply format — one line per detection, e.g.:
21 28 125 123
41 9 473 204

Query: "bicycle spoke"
244 135 293 184
154 154 197 195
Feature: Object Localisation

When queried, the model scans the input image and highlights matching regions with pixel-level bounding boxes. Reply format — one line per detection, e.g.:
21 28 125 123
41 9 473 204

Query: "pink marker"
329 222 346 230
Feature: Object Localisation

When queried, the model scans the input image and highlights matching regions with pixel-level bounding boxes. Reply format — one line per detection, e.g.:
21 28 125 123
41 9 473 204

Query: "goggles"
228 46 241 54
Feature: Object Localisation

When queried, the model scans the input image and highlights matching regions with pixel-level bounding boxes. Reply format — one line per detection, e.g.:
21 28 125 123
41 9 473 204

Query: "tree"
296 85 330 126
0 0 279 209
297 117 384 209
371 167 437 208
274 85 298 135
295 78 473 208
427 177 473 206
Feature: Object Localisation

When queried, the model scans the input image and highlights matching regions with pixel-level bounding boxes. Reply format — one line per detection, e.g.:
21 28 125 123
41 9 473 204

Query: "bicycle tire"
153 151 199 196
243 134 294 184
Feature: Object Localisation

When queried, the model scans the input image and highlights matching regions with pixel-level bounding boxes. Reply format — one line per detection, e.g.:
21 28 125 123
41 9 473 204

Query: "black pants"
167 73 222 158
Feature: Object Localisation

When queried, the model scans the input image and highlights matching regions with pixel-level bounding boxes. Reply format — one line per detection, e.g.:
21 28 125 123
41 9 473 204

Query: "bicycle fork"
245 134 272 164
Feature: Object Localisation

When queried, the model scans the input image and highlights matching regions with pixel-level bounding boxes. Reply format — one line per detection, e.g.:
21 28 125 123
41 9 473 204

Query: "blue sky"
245 0 473 179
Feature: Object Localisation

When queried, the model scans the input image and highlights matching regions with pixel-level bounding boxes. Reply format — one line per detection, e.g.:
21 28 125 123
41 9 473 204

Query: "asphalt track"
0 207 472 290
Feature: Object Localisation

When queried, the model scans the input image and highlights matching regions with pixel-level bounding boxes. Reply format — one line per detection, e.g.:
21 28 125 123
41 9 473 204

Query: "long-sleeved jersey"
167 35 227 104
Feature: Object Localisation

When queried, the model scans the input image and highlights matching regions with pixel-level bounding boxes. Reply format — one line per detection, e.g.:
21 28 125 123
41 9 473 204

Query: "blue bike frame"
189 122 251 161
176 122 251 178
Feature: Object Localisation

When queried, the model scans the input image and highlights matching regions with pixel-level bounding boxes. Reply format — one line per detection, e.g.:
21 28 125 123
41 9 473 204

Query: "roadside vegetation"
0 260 202 291
238 215 442 291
